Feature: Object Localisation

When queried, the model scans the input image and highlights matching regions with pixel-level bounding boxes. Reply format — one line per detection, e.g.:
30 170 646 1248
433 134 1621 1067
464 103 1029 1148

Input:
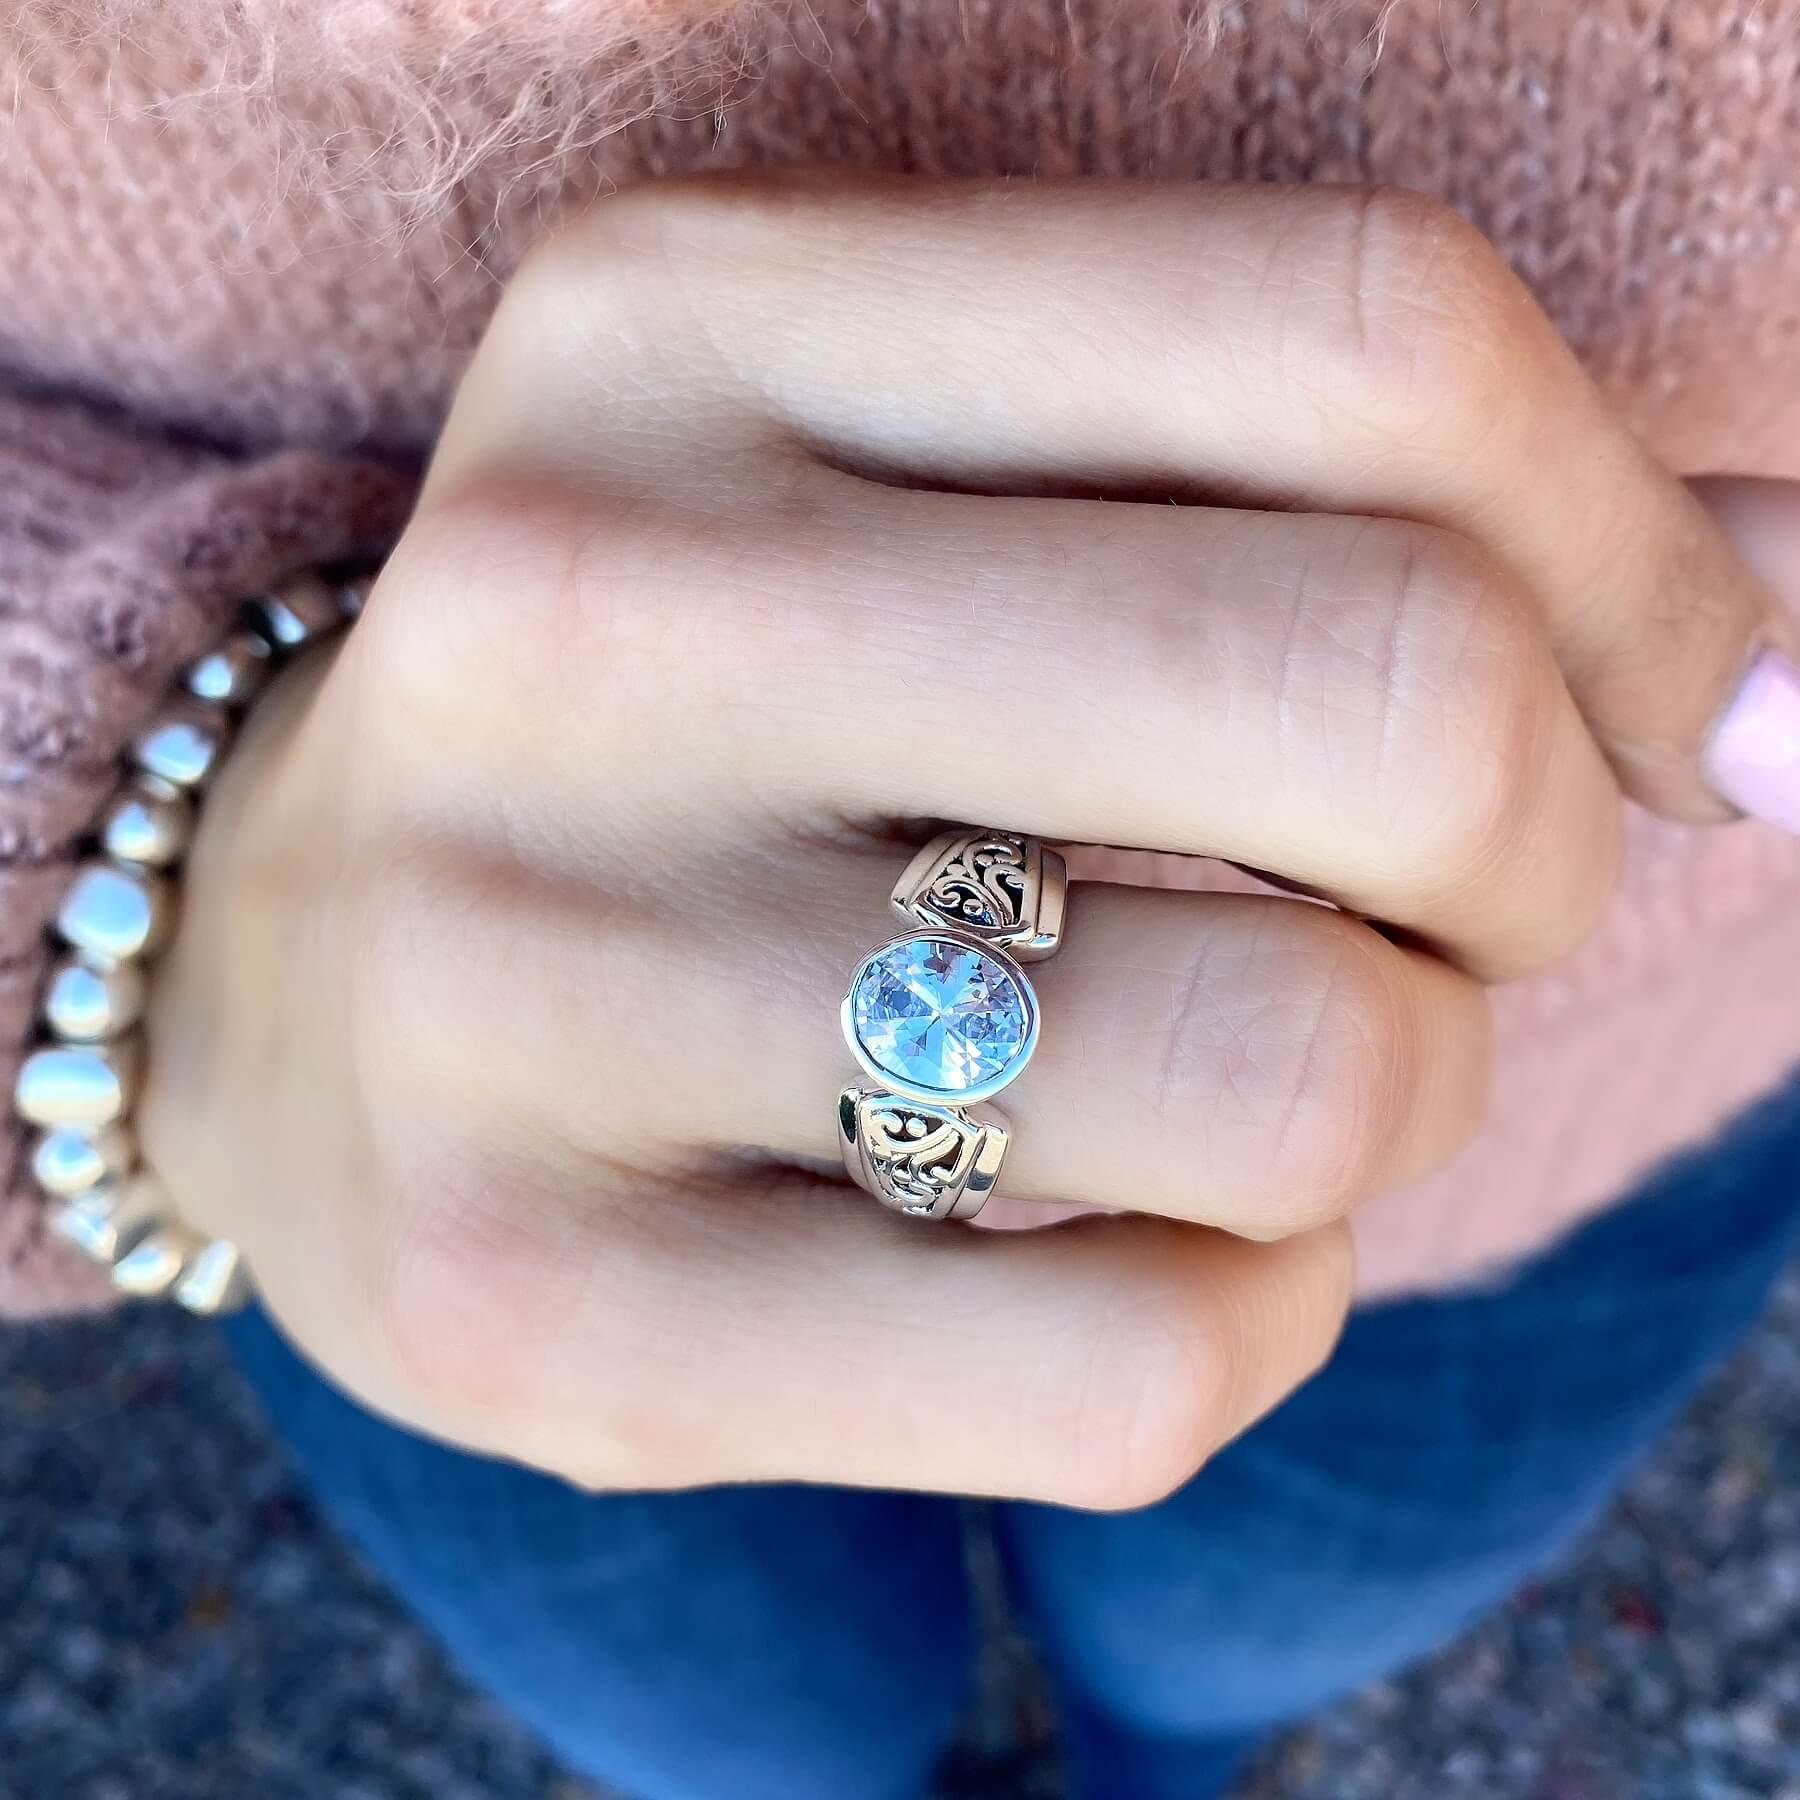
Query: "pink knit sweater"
6 0 1800 1314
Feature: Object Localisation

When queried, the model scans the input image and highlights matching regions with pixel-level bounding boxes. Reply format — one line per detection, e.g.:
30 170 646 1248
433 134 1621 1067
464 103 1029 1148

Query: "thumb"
1693 477 1800 836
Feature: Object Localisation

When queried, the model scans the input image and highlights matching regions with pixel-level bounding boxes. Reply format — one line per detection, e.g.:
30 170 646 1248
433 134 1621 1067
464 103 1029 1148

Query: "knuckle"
329 873 527 1425
334 863 686 1486
544 173 759 280
365 1163 534 1430
501 179 717 365
367 478 703 770
351 485 556 756
1537 805 1627 967
364 1130 649 1480
1369 539 1563 895
449 176 817 501
1318 187 1522 455
1061 1269 1239 1511
505 174 805 401
1272 523 1531 840
1157 909 1412 1235
1253 919 1418 1234
1052 1221 1355 1513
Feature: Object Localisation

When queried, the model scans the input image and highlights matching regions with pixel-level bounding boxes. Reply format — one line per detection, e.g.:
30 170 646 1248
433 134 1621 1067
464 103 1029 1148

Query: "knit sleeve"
0 386 413 1317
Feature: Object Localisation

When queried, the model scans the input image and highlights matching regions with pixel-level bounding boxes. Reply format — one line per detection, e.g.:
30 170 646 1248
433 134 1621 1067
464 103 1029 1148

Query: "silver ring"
838 830 1066 1219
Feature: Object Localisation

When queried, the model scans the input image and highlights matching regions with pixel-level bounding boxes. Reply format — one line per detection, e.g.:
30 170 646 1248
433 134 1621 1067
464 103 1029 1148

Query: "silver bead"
254 573 345 652
185 630 273 707
56 860 172 966
99 774 195 868
133 701 231 789
42 956 146 1041
31 1124 135 1197
173 1238 252 1315
47 1169 165 1266
15 1038 141 1129
112 1220 204 1299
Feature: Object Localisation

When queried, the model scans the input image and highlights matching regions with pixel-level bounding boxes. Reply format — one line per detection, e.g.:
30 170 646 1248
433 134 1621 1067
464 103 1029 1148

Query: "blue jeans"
225 1074 1800 1800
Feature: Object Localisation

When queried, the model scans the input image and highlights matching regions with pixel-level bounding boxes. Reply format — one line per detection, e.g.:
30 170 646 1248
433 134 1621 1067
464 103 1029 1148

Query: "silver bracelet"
12 570 370 1315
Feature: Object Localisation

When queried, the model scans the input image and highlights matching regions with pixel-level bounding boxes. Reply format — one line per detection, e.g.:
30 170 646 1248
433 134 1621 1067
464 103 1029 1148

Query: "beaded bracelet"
12 570 371 1315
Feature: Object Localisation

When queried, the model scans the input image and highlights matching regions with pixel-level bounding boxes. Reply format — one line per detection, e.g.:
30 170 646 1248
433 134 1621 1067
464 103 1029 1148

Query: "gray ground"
5 1276 1800 1800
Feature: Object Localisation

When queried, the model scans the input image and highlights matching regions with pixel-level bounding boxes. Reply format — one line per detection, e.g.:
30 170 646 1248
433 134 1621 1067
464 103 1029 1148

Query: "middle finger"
393 478 1623 981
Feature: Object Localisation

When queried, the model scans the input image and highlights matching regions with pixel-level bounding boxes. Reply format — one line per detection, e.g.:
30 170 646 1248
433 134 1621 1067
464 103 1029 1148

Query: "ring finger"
442 844 1492 1239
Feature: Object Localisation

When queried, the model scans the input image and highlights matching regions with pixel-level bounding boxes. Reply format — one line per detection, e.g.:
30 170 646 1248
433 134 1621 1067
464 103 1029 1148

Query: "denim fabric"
225 1074 1800 1800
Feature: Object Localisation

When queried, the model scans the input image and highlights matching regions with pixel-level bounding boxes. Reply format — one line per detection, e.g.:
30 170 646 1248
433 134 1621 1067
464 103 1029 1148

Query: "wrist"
12 571 370 1314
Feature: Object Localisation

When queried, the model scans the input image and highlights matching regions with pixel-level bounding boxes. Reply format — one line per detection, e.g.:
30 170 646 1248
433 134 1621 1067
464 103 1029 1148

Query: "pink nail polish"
1704 648 1800 834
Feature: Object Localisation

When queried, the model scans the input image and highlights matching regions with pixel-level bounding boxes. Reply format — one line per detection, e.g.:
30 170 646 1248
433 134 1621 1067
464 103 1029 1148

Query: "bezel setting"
840 930 1041 1107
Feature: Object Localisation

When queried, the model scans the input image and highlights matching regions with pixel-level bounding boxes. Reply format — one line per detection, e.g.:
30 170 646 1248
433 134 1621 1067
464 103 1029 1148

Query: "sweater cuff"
0 387 414 1317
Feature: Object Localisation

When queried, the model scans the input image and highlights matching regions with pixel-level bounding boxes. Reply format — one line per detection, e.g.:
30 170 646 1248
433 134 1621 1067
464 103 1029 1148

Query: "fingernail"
1705 647 1800 833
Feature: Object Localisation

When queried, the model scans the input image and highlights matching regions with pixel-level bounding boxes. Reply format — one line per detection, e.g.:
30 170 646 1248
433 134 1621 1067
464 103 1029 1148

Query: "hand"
142 178 1785 1507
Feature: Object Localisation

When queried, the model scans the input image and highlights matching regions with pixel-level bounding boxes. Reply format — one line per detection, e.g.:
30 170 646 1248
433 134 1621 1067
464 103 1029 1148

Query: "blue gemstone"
850 936 1032 1098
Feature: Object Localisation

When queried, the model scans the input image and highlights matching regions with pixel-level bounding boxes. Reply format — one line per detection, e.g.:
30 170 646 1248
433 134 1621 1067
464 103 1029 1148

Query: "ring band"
839 830 1066 1219
888 828 1067 961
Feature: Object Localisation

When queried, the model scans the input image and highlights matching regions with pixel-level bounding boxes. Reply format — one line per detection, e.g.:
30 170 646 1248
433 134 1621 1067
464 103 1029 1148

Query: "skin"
140 177 1788 1509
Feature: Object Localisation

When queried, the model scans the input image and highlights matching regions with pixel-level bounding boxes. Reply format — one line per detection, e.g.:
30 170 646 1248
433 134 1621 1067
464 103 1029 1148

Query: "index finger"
441 176 1795 833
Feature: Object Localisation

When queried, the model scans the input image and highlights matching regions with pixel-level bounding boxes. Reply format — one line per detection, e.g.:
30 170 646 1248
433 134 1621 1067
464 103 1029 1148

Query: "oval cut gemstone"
850 936 1033 1098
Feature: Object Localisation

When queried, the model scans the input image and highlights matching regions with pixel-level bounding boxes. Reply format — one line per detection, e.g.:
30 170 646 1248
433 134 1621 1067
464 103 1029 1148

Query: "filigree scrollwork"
889 829 1067 960
837 1086 1010 1221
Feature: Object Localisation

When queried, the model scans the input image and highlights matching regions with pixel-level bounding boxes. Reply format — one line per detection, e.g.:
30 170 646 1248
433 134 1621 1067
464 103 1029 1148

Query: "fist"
143 178 1779 1507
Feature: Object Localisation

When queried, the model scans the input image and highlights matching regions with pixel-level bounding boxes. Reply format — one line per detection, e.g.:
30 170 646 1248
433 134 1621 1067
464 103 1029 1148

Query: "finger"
728 879 1492 1239
438 176 1789 830
379 479 1622 980
405 852 1492 1240
1692 477 1800 834
306 1151 1353 1507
